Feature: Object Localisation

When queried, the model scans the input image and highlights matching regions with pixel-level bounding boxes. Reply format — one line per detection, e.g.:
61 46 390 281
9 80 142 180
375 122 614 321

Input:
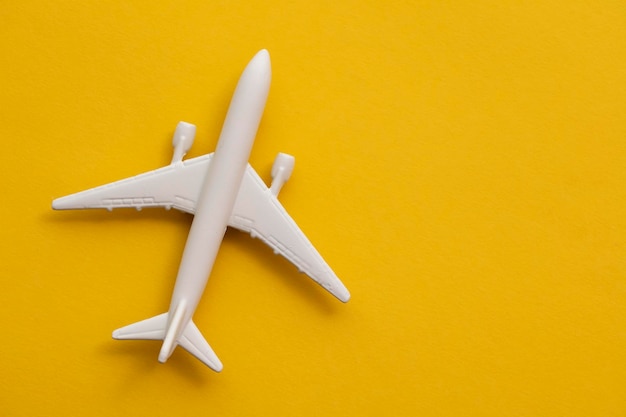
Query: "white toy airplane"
52 49 350 372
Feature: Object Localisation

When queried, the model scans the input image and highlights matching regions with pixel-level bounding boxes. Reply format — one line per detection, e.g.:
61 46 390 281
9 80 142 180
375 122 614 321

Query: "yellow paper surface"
2 1 626 415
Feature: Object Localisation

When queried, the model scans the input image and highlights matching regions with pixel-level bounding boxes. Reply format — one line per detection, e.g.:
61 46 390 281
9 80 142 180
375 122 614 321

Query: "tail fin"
112 312 223 372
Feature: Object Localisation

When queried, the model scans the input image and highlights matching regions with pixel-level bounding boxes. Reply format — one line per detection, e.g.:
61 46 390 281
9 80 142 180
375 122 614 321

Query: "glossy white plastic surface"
52 50 350 372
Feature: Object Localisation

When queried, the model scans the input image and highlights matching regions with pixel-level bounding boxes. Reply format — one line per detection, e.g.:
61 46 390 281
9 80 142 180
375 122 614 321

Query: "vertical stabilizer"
158 301 187 363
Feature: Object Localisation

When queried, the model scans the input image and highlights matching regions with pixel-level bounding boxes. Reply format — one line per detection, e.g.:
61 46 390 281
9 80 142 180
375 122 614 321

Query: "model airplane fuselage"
52 50 350 372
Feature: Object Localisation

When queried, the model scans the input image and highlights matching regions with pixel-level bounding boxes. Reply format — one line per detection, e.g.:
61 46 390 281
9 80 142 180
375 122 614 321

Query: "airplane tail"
112 309 223 372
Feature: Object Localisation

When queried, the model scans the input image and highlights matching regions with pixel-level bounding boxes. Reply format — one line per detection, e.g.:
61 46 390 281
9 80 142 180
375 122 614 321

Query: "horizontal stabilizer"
179 320 223 372
112 313 222 372
112 313 168 340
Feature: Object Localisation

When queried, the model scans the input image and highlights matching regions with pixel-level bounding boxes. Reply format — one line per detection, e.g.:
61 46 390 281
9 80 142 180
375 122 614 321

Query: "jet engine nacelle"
171 121 196 164
270 153 295 197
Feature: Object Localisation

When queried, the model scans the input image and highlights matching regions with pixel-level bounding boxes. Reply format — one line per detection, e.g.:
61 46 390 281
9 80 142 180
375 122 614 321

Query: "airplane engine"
171 121 196 164
270 152 295 197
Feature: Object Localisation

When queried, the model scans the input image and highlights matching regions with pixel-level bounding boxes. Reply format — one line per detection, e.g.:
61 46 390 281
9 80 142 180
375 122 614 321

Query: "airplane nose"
247 49 271 74
254 49 270 62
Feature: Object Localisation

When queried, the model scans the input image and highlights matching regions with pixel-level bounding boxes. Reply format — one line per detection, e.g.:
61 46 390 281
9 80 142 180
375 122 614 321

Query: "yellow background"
2 1 626 415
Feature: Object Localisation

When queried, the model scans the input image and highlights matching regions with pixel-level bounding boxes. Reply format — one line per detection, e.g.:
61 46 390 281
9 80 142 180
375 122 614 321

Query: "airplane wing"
52 154 213 214
53 155 350 302
228 165 350 302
